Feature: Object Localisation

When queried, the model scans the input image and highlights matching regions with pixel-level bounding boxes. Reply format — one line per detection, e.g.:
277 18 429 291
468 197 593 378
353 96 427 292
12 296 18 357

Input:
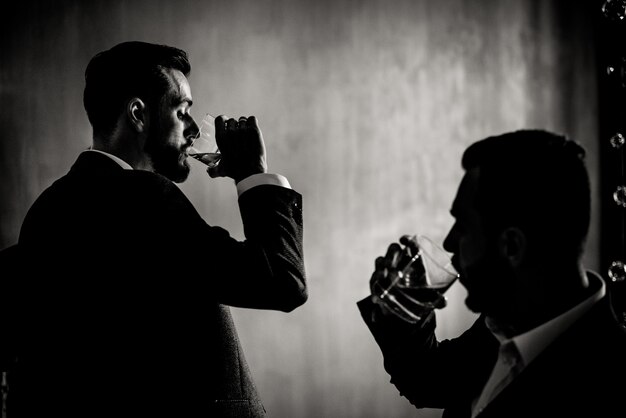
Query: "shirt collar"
486 271 605 366
84 148 133 170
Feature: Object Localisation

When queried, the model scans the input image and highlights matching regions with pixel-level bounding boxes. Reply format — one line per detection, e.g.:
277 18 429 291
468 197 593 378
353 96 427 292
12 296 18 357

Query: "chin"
464 296 482 314
157 160 190 183
172 166 191 183
177 159 191 181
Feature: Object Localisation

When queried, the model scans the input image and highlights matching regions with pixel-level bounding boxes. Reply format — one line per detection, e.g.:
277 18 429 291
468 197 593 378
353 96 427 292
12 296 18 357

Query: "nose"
186 117 200 144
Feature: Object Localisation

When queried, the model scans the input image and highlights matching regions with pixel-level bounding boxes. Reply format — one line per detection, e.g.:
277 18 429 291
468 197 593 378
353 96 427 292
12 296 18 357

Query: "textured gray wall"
0 1 598 417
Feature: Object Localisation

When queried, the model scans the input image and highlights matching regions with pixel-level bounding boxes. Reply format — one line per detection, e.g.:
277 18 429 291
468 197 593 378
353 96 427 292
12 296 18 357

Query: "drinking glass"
372 235 459 324
189 113 221 168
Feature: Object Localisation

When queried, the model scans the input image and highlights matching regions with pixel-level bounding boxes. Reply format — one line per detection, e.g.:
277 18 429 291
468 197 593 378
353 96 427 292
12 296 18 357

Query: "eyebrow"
170 95 193 107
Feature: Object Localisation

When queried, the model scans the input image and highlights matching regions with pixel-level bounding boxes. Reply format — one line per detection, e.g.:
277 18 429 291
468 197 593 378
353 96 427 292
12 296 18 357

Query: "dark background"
1 1 621 417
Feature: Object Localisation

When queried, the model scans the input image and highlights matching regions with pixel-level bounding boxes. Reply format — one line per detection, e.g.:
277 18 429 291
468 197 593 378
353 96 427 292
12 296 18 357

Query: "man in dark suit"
11 41 307 417
358 130 626 417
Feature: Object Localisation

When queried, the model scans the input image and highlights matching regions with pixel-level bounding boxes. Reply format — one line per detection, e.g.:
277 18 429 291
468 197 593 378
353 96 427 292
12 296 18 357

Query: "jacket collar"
69 150 127 177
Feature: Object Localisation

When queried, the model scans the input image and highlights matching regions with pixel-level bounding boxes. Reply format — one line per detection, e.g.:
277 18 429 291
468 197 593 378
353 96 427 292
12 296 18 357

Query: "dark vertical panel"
594 0 626 323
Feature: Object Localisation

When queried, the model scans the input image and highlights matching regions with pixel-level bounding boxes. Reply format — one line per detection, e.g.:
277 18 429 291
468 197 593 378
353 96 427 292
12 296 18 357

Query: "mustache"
184 135 195 148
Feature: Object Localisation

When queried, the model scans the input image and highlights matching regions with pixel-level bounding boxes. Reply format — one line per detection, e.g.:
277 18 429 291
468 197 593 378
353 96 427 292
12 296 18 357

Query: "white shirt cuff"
236 173 292 196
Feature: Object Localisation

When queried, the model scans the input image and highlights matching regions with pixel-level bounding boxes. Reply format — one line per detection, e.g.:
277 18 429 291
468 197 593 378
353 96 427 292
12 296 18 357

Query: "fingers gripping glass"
189 113 221 168
373 235 459 324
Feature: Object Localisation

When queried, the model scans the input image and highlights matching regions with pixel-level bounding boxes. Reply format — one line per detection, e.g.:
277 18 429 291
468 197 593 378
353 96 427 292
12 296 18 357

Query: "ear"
498 227 526 267
127 98 147 133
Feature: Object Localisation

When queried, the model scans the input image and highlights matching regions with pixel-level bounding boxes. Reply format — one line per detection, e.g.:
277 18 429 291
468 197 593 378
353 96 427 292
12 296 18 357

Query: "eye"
177 111 185 120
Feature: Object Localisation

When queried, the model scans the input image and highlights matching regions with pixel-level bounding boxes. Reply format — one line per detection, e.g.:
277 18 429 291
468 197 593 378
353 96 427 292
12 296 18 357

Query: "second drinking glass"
372 235 459 324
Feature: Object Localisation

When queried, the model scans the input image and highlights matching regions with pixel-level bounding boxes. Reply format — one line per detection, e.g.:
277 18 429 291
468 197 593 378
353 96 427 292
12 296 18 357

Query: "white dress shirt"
471 272 606 417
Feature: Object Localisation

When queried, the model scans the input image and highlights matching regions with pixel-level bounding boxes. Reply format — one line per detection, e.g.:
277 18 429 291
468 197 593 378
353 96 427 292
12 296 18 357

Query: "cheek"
160 116 184 142
166 123 183 142
459 235 486 267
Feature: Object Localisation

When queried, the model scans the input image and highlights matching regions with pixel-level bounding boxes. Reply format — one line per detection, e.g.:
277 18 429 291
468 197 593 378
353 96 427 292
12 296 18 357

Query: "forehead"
451 168 480 218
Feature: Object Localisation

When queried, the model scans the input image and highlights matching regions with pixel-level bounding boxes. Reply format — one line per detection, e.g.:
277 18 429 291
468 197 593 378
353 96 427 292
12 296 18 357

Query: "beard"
144 116 191 183
460 251 516 319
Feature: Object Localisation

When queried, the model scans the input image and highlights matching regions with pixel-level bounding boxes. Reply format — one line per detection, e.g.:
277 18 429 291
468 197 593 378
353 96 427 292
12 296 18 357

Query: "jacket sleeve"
159 181 307 312
357 297 496 410
217 184 307 311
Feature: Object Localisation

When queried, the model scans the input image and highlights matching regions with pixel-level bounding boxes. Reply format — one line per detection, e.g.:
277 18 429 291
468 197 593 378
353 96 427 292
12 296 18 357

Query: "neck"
503 262 589 335
93 133 152 171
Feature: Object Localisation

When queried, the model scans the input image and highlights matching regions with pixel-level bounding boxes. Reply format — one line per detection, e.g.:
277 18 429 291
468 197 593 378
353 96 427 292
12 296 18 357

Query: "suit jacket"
358 273 626 418
12 151 307 417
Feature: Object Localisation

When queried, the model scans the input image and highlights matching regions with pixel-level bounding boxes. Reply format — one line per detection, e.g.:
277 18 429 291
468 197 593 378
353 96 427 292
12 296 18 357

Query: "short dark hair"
83 41 191 137
462 129 591 261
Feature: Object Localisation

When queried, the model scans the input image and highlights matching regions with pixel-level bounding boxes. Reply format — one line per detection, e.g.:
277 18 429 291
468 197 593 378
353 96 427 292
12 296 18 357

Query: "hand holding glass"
372 235 459 324
189 113 221 168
